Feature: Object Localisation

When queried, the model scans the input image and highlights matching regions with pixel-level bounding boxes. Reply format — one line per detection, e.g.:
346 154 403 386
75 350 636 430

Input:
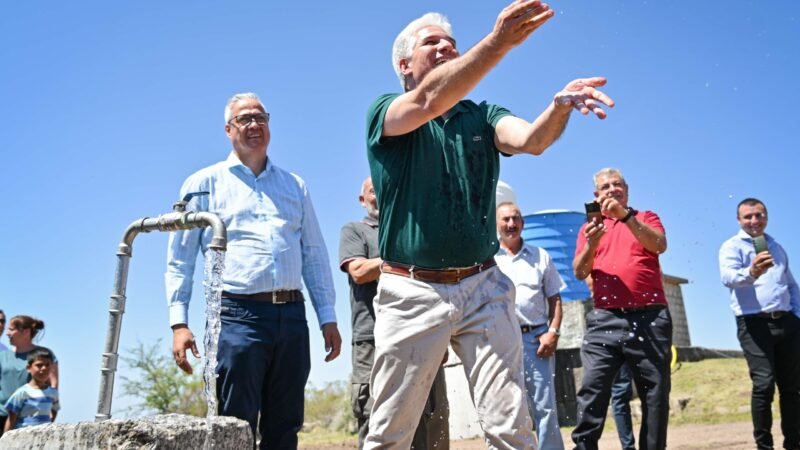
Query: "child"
3 348 59 432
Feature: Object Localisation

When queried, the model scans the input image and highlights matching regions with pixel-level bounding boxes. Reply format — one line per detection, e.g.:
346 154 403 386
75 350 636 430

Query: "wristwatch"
548 327 560 336
620 207 637 223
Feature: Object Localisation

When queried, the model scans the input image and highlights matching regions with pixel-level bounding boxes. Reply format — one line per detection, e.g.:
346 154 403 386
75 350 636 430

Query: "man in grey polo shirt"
364 2 614 448
339 177 448 450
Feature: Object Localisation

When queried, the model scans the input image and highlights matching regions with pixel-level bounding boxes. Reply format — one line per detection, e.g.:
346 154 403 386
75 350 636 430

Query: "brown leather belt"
222 290 304 304
381 258 496 284
604 304 667 314
752 310 788 320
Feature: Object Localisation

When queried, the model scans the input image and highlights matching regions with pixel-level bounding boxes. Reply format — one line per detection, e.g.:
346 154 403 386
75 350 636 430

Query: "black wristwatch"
620 207 637 223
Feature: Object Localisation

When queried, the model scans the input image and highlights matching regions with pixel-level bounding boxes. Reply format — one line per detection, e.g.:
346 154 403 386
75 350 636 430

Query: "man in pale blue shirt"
166 92 341 450
719 197 800 450
495 202 565 450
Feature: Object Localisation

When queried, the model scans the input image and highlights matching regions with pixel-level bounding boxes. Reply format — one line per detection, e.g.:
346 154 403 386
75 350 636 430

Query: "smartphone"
584 202 602 224
753 235 770 255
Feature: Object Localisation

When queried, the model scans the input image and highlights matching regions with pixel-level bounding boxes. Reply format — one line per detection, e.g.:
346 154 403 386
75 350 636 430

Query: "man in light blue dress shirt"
165 92 341 450
719 197 800 450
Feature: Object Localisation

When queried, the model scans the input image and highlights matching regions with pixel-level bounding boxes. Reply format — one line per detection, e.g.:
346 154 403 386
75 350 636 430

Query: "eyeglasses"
229 113 270 128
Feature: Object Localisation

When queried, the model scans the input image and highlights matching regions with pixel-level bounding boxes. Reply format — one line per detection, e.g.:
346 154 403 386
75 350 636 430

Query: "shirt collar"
224 151 273 176
736 229 771 242
362 216 378 228
498 242 527 259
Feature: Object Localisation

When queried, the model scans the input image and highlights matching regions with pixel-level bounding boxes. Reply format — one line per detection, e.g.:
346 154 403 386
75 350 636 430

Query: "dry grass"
300 358 764 447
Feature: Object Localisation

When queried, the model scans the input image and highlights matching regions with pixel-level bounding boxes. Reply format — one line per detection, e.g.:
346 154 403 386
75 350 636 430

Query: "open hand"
492 0 555 49
554 77 615 119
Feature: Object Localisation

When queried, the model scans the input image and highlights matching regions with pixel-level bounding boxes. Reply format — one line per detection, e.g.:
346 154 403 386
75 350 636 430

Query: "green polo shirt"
366 93 513 269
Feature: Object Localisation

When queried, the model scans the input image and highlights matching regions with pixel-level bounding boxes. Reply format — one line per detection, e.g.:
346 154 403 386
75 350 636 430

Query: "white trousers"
364 267 536 450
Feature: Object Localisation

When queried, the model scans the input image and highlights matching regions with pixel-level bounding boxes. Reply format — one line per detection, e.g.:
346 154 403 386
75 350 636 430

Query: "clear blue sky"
2 1 798 424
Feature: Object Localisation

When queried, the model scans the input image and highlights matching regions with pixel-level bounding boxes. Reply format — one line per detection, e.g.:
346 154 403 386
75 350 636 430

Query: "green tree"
120 339 207 417
303 380 353 432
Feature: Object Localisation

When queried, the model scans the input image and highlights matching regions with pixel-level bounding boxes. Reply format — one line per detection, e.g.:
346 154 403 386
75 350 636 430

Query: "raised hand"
554 77 615 119
750 252 775 278
492 0 555 49
584 220 606 249
599 195 626 220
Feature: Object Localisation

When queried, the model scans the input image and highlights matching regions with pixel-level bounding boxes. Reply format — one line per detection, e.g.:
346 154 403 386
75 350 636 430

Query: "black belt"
751 310 789 320
604 304 666 314
222 290 304 304
520 324 547 334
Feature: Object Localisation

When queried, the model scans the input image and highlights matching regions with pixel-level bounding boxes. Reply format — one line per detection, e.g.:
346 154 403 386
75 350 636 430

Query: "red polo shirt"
575 210 667 309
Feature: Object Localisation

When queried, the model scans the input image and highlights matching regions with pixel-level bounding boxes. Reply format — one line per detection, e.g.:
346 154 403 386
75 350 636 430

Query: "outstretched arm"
495 77 615 155
383 0 555 137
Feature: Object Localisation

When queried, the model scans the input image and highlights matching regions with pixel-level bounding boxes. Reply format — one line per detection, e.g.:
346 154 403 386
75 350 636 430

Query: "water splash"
203 249 225 432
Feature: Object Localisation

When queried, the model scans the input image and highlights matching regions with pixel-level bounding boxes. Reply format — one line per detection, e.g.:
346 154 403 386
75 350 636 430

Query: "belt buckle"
272 291 286 305
770 311 781 319
408 265 416 280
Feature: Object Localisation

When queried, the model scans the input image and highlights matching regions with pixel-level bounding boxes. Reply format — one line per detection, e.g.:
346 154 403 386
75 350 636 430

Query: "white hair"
392 12 453 90
224 92 267 123
593 167 626 189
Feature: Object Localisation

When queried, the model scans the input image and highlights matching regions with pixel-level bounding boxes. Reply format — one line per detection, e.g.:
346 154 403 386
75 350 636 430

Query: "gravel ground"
301 420 777 449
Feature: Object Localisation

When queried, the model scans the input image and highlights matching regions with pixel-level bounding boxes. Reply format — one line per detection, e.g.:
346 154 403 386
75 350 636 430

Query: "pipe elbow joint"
193 212 227 251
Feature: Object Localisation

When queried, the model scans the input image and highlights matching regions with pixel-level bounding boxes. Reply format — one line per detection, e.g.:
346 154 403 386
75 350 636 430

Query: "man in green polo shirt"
364 2 615 449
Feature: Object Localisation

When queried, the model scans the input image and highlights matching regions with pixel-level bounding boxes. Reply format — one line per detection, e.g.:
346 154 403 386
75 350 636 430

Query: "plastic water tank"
521 210 590 302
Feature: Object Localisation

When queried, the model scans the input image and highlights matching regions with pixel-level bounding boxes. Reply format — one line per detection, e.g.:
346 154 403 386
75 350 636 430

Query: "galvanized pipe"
96 209 226 421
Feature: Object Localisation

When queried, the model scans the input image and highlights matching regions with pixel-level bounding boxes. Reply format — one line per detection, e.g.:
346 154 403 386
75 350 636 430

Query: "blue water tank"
521 210 590 302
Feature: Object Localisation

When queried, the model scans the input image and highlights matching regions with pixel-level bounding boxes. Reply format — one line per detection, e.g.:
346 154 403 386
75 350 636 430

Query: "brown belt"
604 304 667 314
222 290 304 304
381 258 496 284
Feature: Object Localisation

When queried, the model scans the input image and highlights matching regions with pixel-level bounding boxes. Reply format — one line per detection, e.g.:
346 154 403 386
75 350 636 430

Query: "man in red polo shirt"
571 168 671 450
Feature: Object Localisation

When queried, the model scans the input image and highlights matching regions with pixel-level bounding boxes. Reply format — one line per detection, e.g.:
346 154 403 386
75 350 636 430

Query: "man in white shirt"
495 202 565 449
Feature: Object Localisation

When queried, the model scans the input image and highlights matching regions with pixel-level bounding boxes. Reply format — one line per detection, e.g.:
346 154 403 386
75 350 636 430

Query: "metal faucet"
96 192 227 421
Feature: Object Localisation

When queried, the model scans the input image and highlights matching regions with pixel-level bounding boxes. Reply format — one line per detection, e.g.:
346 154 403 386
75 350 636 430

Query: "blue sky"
2 1 798 424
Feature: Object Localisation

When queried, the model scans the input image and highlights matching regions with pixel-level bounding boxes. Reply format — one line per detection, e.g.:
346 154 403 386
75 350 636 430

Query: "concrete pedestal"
0 413 252 449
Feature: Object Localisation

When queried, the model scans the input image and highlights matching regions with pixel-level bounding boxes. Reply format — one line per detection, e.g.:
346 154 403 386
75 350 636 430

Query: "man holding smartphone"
572 168 671 450
719 198 800 450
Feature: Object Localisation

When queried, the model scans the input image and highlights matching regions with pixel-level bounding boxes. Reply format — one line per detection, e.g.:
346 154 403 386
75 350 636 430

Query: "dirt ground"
302 420 777 449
